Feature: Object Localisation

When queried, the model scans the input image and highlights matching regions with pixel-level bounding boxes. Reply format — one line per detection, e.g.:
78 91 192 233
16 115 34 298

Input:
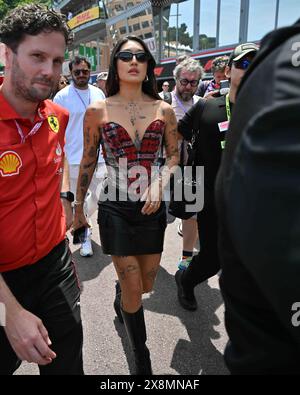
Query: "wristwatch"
60 191 74 203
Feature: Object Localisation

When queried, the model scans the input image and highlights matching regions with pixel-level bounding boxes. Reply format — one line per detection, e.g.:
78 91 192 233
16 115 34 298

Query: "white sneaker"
80 236 93 257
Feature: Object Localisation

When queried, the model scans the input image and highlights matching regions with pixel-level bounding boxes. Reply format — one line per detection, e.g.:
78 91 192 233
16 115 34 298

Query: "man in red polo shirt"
0 4 84 374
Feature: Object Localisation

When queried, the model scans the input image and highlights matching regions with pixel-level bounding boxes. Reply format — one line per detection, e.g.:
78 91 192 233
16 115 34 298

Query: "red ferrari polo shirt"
0 93 69 272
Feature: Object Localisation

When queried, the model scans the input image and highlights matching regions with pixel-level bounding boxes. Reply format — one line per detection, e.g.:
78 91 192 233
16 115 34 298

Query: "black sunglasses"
233 58 251 70
73 69 90 76
178 78 199 87
115 51 149 63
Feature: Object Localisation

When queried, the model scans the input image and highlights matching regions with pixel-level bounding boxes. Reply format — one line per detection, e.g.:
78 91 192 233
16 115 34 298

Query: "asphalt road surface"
16 213 229 375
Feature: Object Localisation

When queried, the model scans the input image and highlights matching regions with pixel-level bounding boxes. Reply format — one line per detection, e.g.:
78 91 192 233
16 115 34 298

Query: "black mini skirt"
97 200 167 256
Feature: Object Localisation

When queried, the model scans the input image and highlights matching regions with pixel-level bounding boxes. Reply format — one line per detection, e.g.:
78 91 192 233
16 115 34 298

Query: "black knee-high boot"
121 305 153 375
114 281 124 324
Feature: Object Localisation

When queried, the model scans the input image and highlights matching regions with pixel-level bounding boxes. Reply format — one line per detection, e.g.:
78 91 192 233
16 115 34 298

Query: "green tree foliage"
0 0 51 20
199 34 216 50
167 22 216 50
168 23 193 48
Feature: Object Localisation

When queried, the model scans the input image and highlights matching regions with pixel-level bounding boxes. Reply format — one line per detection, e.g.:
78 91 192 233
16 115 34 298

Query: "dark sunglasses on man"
115 51 149 63
233 58 252 70
178 78 199 87
73 69 90 76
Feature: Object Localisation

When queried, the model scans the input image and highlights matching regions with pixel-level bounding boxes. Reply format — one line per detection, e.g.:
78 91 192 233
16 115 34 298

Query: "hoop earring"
144 75 149 82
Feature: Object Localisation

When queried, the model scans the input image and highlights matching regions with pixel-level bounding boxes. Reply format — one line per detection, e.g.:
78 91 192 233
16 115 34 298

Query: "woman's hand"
141 179 162 215
72 205 90 232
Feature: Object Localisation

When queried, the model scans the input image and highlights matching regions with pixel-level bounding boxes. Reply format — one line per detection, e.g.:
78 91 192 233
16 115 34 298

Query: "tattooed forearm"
76 104 102 204
76 172 91 204
83 161 97 169
85 128 91 145
80 173 89 188
88 146 97 157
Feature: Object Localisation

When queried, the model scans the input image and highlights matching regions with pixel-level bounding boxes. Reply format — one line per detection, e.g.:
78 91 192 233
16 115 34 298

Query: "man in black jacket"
175 43 258 311
216 20 300 374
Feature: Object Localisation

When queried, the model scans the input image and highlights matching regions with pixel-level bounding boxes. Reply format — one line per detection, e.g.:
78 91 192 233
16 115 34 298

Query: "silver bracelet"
73 200 84 206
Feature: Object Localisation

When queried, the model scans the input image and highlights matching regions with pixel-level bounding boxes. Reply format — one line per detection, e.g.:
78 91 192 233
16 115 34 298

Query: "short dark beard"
177 90 194 102
73 77 89 89
11 55 54 102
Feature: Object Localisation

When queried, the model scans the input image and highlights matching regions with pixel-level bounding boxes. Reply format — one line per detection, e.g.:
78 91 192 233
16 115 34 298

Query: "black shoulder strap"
186 98 206 166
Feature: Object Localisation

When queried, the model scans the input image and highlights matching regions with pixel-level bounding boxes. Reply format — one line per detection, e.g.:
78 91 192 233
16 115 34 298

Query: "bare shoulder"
158 100 176 122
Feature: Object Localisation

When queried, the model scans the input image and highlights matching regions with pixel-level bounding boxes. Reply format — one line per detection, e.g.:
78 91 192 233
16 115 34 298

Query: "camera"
220 79 230 96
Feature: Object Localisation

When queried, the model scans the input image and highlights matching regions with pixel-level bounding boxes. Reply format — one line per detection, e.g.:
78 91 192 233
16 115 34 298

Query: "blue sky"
169 0 300 45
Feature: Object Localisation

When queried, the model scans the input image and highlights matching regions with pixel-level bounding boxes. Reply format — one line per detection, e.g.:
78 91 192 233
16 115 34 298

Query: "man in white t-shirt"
54 56 106 257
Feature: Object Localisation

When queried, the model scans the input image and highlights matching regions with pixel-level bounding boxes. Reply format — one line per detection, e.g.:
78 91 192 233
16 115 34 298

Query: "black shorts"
0 239 84 375
98 200 167 256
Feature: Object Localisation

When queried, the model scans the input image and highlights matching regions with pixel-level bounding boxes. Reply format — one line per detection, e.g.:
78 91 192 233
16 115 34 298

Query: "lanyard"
174 94 194 115
15 120 44 144
225 94 231 122
73 86 90 110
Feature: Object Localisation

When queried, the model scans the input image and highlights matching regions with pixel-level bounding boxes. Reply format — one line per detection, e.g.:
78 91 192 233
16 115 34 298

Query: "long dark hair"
106 35 160 100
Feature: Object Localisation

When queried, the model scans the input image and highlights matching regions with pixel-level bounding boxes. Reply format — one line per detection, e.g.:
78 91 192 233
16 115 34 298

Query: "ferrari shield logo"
48 116 59 133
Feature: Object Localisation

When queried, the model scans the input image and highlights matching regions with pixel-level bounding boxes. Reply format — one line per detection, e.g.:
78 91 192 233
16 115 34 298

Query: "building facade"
52 0 300 81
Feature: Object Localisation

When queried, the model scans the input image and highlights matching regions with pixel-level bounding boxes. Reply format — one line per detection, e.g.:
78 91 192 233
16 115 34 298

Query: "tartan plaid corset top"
101 119 165 191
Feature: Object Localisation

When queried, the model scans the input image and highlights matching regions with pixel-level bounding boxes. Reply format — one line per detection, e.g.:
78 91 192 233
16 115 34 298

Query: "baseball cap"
97 72 108 81
228 43 259 66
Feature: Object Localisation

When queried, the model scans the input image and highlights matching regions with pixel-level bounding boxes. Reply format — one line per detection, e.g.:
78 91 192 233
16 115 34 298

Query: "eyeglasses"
233 58 251 70
73 69 90 76
178 78 199 87
115 51 149 63
163 84 169 87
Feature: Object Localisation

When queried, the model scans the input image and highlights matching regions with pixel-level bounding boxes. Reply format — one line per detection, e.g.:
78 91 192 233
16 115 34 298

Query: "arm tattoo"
85 127 91 145
83 161 96 169
80 173 89 188
88 146 97 157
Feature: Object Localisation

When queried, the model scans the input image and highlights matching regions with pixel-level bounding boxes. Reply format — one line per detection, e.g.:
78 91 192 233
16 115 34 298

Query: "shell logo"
0 151 22 177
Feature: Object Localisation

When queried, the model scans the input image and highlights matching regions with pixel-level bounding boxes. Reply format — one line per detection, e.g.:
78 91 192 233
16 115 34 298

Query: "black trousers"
0 239 84 375
182 196 220 289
